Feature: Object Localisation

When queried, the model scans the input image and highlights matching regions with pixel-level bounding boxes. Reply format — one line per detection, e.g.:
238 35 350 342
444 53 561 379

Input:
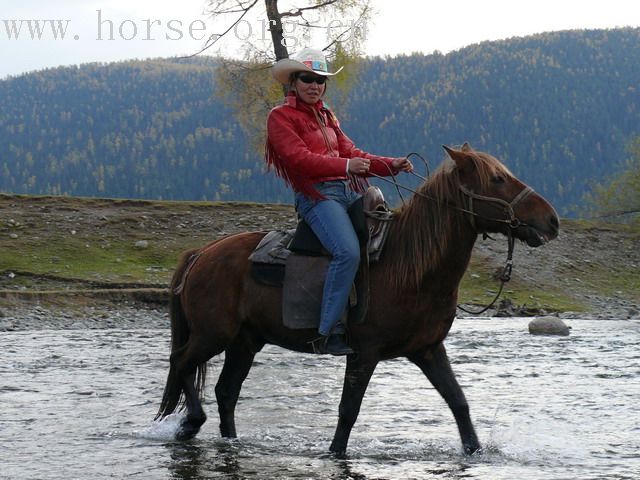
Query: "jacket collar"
285 91 327 112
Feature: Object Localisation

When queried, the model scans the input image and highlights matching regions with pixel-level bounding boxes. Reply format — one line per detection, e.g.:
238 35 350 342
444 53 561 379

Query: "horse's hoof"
331 450 348 460
176 414 206 440
329 441 347 458
463 442 481 456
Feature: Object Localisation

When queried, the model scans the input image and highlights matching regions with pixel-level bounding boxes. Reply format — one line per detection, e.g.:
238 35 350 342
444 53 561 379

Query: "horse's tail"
155 248 207 421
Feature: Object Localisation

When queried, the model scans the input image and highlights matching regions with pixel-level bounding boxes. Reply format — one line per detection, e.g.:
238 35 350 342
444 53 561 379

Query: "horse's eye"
492 175 505 184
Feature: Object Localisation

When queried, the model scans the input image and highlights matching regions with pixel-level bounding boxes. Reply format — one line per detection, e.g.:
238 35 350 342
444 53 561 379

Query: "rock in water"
528 316 570 336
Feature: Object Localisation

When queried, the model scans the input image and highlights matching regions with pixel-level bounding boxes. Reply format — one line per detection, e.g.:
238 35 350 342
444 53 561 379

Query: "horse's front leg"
329 354 378 455
408 342 480 455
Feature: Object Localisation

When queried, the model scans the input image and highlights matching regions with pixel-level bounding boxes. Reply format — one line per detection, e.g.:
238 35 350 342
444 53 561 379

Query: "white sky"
0 0 638 79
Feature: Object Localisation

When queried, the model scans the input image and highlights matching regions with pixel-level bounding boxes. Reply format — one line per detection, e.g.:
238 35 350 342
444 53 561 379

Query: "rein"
368 157 534 316
455 230 515 315
369 169 534 229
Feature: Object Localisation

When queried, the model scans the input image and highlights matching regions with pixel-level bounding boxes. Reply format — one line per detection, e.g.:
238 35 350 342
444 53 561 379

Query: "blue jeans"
295 181 362 336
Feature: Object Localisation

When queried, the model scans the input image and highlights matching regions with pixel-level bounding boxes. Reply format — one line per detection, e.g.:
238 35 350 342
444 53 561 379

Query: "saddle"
249 186 393 329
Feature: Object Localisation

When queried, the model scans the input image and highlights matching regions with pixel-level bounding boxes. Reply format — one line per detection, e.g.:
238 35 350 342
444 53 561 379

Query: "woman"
266 48 413 355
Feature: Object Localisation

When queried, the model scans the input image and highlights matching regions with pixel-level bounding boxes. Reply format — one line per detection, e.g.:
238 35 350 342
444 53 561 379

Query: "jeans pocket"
295 193 316 217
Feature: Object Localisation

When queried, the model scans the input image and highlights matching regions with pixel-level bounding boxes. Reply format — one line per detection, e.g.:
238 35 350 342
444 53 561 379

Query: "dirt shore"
1 194 638 330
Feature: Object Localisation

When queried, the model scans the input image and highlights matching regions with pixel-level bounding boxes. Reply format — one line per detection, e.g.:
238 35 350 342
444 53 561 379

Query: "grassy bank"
1 194 294 287
2 193 638 314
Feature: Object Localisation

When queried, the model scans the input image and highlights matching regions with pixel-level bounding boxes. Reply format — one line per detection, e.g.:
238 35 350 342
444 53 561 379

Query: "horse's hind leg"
214 338 263 438
172 340 224 440
408 342 480 455
178 370 207 440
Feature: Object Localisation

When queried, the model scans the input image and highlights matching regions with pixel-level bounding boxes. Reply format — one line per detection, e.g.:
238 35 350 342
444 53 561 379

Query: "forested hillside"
1 28 639 214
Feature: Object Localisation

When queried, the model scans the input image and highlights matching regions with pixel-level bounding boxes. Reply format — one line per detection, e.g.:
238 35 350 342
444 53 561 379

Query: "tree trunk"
265 0 289 61
265 0 290 95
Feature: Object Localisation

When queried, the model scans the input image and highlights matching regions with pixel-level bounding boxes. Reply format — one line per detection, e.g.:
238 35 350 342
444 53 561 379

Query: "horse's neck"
382 198 478 293
437 220 477 281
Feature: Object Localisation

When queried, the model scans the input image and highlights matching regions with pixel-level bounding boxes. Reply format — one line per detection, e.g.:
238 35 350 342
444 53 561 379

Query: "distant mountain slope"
1 28 639 214
346 28 640 213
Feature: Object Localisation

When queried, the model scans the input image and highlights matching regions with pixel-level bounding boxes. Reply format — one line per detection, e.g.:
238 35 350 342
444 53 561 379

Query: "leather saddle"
249 186 393 329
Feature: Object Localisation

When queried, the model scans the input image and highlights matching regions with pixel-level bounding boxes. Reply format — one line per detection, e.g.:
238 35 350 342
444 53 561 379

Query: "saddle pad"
282 253 329 329
248 230 293 265
250 262 285 287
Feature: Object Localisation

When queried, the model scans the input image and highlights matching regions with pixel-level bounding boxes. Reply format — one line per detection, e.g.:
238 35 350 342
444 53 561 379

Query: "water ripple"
0 318 639 479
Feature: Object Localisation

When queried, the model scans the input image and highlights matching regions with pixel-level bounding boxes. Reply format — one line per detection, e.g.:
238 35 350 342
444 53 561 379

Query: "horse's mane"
383 149 513 292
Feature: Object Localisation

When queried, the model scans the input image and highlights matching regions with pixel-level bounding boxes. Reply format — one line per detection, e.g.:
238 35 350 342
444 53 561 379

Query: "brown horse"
155 144 559 455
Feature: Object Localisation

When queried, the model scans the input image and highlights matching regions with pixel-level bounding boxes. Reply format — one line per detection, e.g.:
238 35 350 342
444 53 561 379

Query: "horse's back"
179 231 267 320
189 230 265 280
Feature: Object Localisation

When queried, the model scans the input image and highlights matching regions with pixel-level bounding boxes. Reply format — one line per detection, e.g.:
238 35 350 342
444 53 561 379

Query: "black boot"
322 334 354 356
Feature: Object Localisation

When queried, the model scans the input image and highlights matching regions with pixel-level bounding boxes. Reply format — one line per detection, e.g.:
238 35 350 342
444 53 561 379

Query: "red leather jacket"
266 92 399 198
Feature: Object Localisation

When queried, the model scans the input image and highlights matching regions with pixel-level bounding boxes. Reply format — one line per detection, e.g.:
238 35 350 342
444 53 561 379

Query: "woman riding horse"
155 140 559 454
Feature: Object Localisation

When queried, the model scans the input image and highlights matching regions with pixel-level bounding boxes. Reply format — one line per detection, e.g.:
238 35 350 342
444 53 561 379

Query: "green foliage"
213 57 281 153
342 29 640 214
0 57 290 203
1 28 640 215
584 136 640 221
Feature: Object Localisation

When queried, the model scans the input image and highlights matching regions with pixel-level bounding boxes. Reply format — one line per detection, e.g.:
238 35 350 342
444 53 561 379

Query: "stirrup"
309 336 327 354
309 334 354 356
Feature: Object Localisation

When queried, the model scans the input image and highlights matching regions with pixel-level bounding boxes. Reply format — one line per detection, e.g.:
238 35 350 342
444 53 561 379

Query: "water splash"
134 412 186 441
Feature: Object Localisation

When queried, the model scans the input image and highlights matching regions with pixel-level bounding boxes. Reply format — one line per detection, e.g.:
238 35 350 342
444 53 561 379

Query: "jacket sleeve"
267 108 348 179
335 127 399 177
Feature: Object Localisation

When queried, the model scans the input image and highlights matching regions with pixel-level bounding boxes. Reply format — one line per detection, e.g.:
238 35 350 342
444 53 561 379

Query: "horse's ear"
443 145 472 163
443 145 474 173
442 145 458 158
461 142 472 152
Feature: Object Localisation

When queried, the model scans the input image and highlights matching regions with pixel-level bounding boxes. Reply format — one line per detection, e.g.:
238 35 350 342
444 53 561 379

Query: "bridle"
368 157 537 315
458 184 534 231
455 184 534 315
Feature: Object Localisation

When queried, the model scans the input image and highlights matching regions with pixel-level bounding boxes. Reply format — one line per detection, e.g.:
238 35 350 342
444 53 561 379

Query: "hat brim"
271 58 343 84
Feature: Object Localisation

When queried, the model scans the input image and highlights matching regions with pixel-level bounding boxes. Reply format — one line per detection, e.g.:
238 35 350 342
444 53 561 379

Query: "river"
1 317 638 479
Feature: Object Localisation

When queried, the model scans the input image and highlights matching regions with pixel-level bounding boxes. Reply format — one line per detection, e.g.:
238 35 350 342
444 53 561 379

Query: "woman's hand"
348 157 371 175
392 157 414 173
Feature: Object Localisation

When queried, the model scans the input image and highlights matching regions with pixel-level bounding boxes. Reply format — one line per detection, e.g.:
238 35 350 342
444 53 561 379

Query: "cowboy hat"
271 47 344 84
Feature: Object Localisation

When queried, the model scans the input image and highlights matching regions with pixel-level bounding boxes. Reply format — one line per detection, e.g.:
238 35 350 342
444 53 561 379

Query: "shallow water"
1 317 638 479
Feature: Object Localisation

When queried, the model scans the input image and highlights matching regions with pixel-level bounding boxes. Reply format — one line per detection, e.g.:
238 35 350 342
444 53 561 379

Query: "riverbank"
1 193 639 329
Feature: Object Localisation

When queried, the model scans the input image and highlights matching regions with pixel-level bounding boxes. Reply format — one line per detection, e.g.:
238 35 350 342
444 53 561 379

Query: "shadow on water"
163 437 478 480
166 441 241 480
164 440 373 480
324 456 374 480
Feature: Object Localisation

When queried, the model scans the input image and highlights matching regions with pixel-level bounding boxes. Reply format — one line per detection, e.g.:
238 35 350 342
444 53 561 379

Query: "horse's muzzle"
521 212 560 247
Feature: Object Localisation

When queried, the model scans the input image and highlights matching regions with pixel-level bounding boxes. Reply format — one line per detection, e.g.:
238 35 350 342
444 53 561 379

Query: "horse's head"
443 143 559 247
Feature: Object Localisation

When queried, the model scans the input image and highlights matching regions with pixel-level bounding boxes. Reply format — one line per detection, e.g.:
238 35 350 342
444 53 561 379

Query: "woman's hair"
287 72 297 89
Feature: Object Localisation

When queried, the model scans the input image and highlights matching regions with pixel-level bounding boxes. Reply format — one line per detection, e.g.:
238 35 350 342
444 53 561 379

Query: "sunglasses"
297 74 327 85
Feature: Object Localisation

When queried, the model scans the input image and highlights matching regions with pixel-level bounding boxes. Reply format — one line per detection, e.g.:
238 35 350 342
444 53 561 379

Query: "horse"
154 143 560 455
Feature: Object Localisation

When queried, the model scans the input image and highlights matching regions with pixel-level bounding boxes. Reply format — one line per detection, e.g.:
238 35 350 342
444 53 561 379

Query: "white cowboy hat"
271 47 344 84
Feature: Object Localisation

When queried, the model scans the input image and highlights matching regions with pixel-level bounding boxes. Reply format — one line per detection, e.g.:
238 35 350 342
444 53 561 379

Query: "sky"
0 0 639 79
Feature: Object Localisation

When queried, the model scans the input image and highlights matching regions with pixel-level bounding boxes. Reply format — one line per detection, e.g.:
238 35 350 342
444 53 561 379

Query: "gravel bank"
0 302 169 331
